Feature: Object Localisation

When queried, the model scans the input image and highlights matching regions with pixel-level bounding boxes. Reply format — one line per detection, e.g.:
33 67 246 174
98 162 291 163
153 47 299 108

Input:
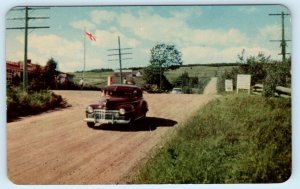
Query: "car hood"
90 96 129 109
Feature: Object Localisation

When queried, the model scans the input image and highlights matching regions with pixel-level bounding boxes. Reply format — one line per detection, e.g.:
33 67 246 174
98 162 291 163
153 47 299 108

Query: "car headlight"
119 108 126 115
86 106 94 113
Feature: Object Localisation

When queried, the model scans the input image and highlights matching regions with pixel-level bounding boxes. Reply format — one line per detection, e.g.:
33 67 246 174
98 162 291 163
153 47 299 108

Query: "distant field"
70 71 113 88
69 65 237 89
165 65 236 84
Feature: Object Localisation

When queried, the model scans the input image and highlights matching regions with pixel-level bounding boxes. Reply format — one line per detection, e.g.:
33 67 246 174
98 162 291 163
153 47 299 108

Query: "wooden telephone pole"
107 36 132 83
269 12 291 63
6 7 50 91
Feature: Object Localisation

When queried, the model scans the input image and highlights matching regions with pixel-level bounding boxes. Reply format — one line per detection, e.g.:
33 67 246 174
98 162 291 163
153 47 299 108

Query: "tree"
150 43 183 68
44 58 58 89
237 52 271 85
149 43 183 89
143 65 172 91
29 64 44 91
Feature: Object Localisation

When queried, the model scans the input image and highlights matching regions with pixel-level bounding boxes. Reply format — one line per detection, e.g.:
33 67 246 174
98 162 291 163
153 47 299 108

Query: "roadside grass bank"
132 94 291 183
7 87 67 121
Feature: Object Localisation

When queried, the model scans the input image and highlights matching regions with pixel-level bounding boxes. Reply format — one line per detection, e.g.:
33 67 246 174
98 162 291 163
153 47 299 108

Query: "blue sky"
6 5 291 72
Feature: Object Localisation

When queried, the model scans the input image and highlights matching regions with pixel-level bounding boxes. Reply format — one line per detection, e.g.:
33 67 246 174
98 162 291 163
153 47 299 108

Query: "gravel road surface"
7 78 217 184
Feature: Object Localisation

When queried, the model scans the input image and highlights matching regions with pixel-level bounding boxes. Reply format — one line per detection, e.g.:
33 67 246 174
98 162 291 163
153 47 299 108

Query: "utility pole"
6 6 50 92
269 11 291 63
83 28 86 83
107 36 132 83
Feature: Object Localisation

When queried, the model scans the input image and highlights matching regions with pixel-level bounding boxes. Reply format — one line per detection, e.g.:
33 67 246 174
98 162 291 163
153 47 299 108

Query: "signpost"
236 74 251 94
225 79 233 92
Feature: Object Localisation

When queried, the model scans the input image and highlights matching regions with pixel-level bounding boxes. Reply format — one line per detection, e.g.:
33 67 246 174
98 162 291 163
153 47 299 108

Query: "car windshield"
103 90 132 98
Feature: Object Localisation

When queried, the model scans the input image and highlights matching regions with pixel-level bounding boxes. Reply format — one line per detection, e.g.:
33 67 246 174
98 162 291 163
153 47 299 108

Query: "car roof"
102 84 141 92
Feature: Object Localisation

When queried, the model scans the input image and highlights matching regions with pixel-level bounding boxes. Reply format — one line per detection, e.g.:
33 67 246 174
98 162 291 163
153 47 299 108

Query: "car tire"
87 122 95 128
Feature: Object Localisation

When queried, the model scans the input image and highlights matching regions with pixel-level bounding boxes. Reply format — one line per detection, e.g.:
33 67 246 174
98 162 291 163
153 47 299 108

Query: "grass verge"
132 94 291 184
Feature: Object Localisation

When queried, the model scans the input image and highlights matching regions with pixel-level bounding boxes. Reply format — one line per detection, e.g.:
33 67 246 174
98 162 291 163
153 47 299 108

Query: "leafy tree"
44 58 58 89
150 43 183 69
263 58 291 97
237 52 271 84
29 64 45 91
143 65 172 91
149 43 183 89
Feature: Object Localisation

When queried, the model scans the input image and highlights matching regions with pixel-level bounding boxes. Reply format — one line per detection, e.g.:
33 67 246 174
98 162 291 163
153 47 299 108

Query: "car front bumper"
84 109 131 124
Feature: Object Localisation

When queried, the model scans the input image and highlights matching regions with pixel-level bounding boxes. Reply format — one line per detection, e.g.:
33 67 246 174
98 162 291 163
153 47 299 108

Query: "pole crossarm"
268 11 291 62
107 48 132 51
6 6 50 91
108 52 132 56
270 40 291 42
107 36 133 83
108 58 132 61
7 16 50 20
269 13 290 16
6 26 50 29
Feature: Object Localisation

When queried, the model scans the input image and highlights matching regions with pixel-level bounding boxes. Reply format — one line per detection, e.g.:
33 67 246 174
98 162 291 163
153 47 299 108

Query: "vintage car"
84 84 148 127
171 88 183 94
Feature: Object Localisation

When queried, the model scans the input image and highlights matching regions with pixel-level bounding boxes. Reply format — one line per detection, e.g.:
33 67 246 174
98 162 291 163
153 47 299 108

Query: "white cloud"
90 10 118 24
191 28 248 47
16 34 83 72
182 46 279 64
258 24 281 40
239 6 257 13
93 29 140 48
117 12 188 43
70 20 96 31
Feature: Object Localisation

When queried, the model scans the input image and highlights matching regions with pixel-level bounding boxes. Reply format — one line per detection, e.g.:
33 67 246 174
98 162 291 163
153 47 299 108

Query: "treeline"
74 68 113 73
181 63 239 67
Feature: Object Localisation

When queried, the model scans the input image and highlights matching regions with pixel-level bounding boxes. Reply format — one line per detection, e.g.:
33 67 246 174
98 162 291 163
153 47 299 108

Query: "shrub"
7 86 65 121
263 60 291 97
217 53 291 96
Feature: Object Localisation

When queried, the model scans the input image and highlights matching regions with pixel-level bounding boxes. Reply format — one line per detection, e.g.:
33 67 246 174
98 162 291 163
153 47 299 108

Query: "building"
6 60 40 83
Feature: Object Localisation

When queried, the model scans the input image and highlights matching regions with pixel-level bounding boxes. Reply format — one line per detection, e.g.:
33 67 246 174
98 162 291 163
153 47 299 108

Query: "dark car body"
84 84 148 127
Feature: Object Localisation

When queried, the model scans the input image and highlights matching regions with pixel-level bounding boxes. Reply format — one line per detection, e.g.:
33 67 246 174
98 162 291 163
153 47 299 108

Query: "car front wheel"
87 122 95 128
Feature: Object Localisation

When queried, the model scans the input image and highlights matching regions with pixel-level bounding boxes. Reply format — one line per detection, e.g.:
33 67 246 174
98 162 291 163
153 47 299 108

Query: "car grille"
94 109 125 120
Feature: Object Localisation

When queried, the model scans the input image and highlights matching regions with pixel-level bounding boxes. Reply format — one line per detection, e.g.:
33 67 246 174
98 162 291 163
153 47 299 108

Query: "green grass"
132 94 291 184
165 65 237 84
71 71 113 88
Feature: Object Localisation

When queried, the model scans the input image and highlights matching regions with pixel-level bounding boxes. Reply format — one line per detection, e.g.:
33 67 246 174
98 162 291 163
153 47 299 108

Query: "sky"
5 5 292 72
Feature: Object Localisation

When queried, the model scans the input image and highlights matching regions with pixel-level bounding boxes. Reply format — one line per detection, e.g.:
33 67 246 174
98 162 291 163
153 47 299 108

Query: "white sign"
225 79 233 92
236 74 251 94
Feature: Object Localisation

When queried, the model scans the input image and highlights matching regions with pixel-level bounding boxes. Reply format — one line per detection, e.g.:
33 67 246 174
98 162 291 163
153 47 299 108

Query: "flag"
85 31 96 41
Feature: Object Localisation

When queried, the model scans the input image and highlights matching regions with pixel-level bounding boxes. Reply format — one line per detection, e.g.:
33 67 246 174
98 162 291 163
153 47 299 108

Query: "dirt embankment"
7 78 218 184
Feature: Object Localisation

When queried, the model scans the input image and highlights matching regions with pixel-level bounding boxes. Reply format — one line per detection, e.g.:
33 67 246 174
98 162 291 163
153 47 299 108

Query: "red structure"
6 60 40 83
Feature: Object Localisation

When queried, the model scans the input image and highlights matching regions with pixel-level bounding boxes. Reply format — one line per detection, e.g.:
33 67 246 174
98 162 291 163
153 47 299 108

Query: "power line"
269 12 291 63
6 6 50 92
107 36 132 83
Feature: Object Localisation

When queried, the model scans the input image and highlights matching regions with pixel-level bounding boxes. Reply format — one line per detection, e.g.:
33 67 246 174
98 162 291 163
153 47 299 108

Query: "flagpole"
83 27 86 83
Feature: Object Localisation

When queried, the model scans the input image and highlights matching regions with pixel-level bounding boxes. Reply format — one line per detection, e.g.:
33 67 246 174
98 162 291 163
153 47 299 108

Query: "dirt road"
7 78 217 184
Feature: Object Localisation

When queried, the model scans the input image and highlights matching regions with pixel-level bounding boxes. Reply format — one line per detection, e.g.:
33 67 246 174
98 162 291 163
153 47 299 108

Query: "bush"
217 53 291 96
173 72 210 94
143 65 173 92
263 60 291 97
7 86 66 121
